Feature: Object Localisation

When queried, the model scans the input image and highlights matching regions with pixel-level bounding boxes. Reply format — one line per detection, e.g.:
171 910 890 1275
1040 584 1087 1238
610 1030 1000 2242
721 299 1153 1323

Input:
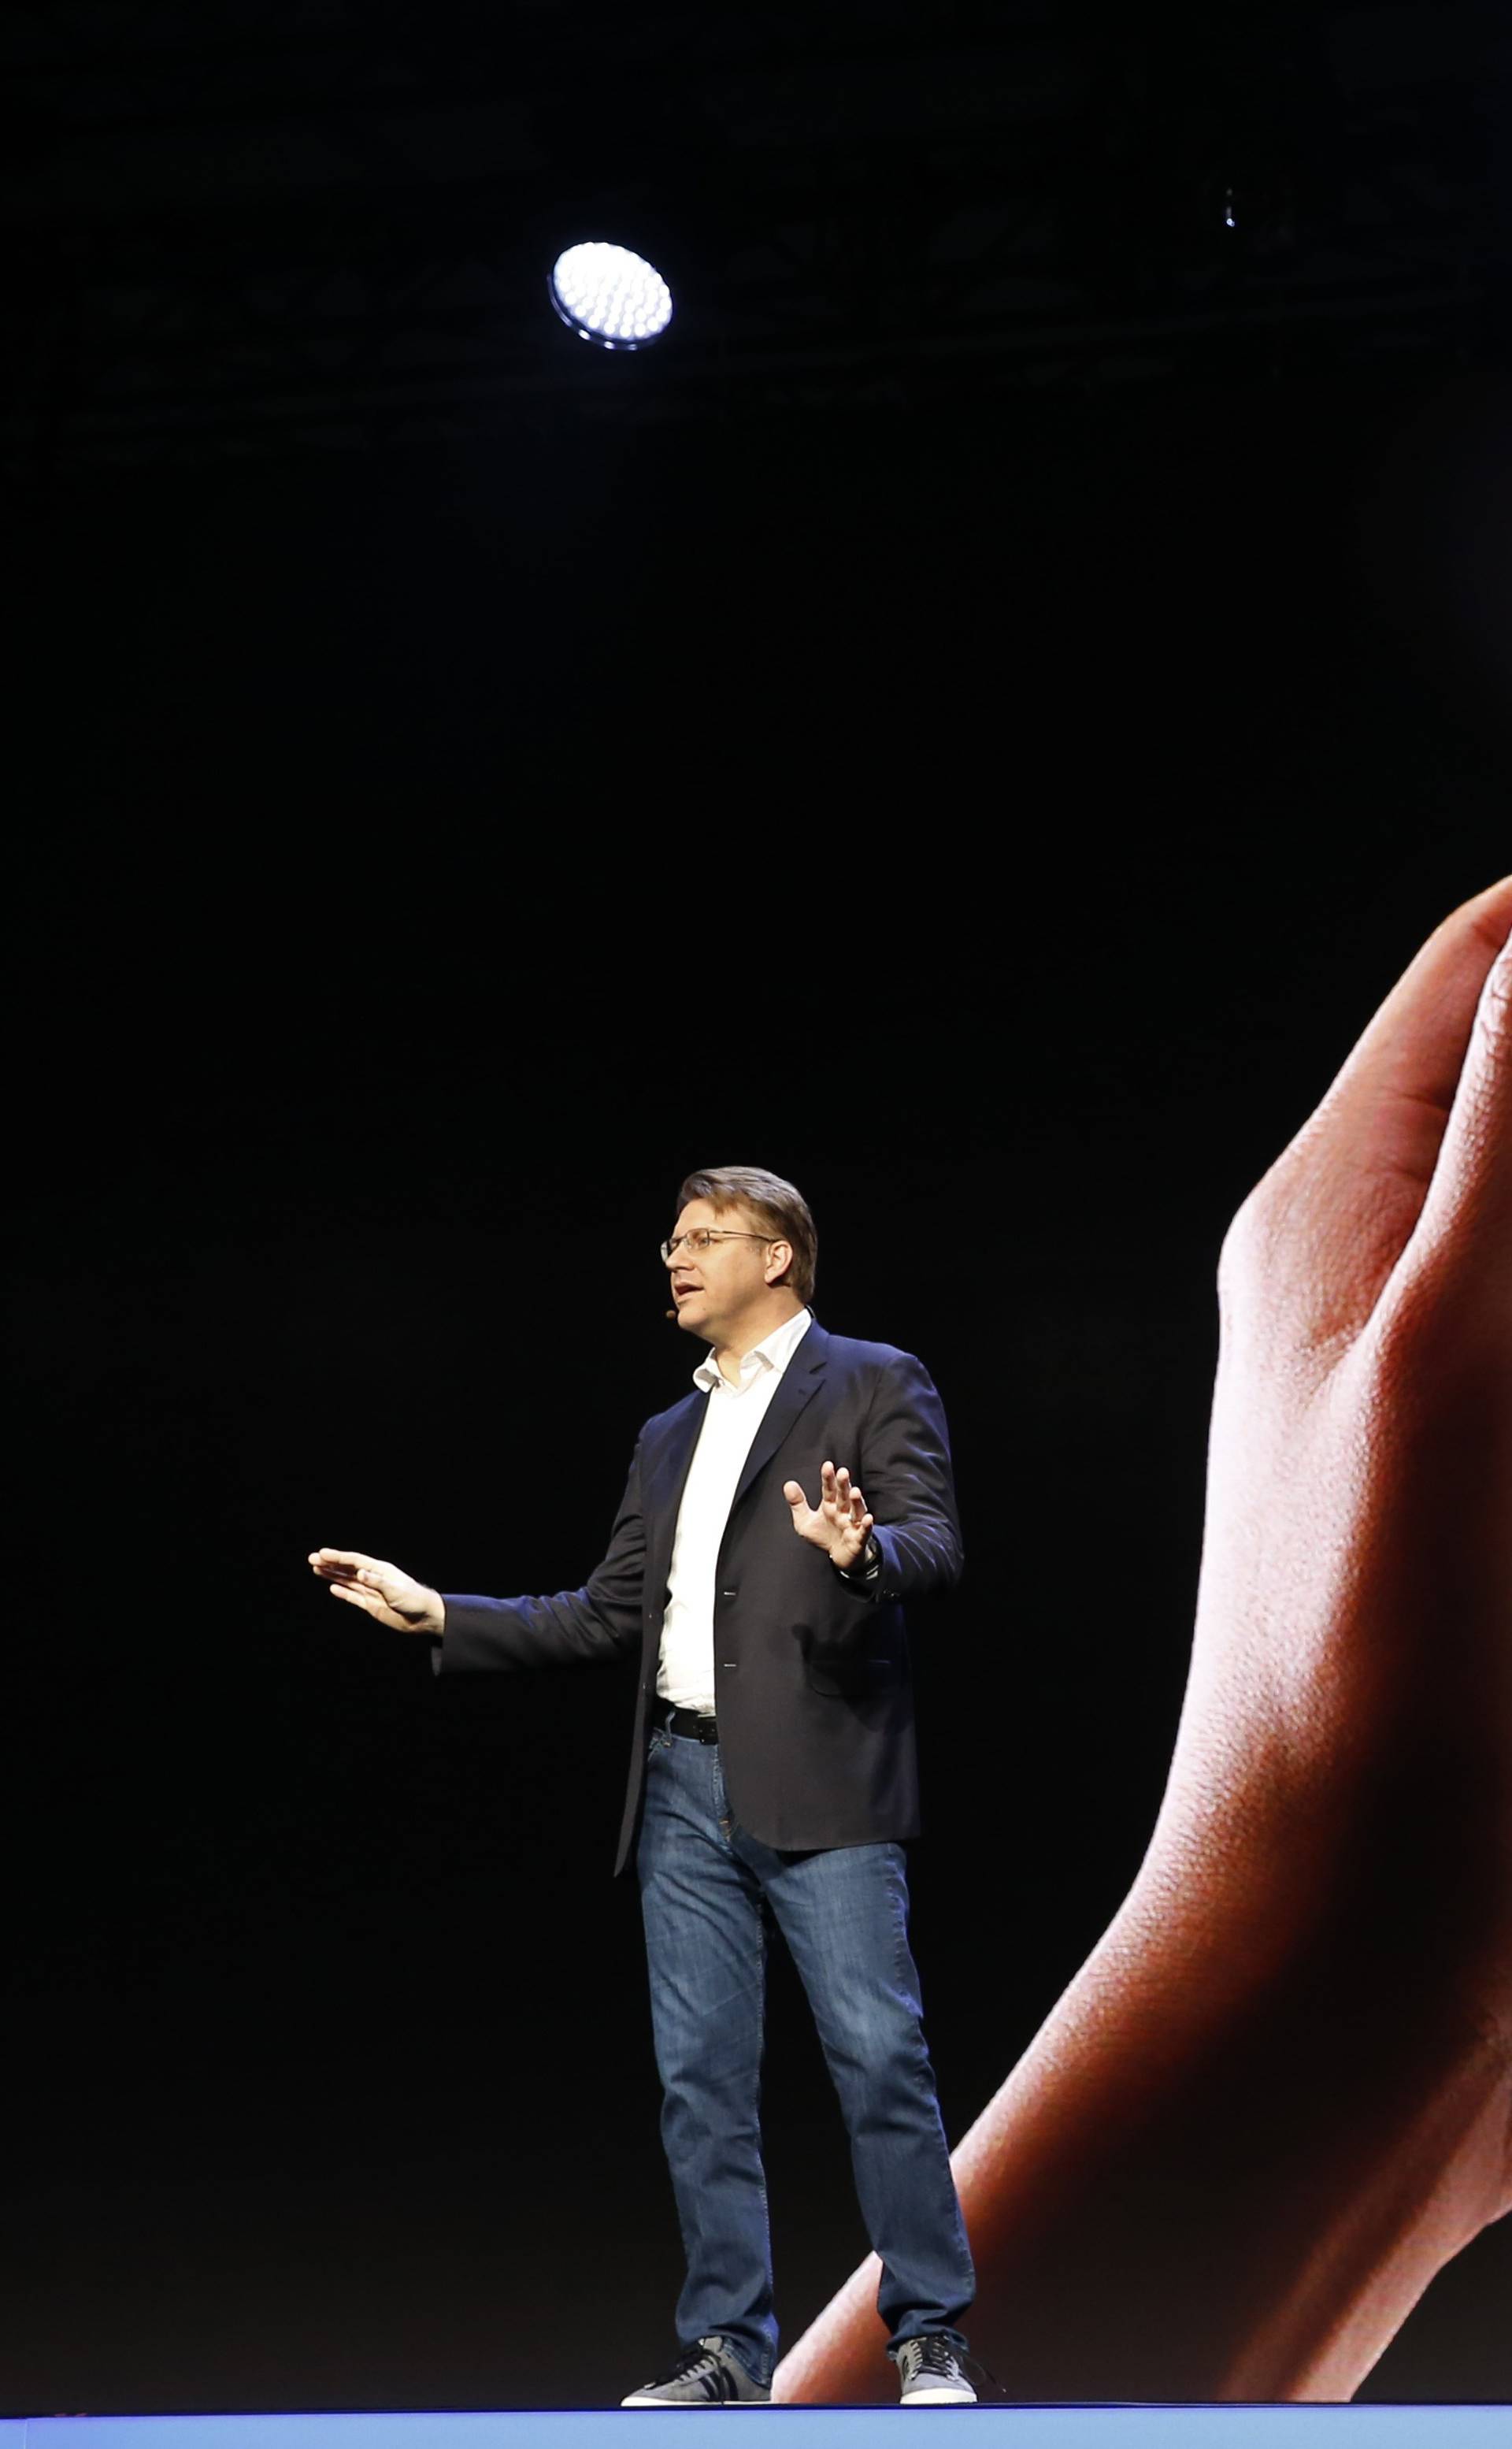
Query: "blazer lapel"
643 1390 706 1604
729 1324 830 1517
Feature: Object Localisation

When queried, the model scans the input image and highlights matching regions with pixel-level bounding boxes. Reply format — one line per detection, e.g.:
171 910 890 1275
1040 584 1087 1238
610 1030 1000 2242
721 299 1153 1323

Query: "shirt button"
721 1588 736 1601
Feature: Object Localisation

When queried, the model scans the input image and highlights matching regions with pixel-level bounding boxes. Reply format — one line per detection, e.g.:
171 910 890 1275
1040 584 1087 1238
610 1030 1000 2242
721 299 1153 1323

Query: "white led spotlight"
548 240 673 351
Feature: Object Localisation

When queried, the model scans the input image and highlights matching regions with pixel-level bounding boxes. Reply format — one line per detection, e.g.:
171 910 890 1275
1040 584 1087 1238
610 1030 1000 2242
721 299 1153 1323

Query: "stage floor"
2 2411 1507 2447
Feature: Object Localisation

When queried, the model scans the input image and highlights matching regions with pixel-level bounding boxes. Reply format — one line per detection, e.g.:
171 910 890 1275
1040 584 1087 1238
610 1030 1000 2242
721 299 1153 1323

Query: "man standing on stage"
309 1164 976 2406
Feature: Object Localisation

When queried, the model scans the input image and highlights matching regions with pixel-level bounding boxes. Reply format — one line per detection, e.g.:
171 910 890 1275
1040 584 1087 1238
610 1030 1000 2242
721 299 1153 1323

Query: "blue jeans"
636 1722 974 2389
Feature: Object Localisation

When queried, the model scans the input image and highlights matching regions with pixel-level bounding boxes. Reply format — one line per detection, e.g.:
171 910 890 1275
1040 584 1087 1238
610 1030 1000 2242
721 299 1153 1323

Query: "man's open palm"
783 1461 873 1570
308 1548 444 1636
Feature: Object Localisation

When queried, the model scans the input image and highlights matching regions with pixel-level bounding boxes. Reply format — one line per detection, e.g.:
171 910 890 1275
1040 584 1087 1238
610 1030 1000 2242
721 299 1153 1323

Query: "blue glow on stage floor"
0 2411 1506 2447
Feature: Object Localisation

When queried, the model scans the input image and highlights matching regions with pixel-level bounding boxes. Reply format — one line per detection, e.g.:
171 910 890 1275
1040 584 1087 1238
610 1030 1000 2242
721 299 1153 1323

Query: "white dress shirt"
657 1306 813 1713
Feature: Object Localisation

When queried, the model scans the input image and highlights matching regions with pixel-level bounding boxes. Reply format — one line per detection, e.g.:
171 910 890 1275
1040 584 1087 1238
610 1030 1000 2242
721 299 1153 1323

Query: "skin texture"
774 876 1512 2406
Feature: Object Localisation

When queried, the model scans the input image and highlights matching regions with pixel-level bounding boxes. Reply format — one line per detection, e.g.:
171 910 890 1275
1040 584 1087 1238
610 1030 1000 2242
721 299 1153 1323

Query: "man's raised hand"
308 1548 445 1637
782 1461 874 1571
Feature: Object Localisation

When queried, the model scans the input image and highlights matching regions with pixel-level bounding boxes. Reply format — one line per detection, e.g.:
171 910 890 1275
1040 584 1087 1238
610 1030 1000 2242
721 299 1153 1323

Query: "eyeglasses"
660 1229 778 1263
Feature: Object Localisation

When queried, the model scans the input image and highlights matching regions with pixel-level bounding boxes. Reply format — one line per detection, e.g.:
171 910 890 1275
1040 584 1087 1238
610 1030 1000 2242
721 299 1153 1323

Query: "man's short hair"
675 1165 817 1304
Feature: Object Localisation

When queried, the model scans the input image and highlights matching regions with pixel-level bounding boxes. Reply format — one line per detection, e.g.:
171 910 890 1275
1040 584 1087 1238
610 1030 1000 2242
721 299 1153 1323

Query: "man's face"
664 1198 780 1341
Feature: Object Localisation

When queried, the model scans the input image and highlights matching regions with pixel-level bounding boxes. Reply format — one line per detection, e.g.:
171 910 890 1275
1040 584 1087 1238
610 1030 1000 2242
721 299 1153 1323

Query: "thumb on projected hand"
1222 876 1512 1361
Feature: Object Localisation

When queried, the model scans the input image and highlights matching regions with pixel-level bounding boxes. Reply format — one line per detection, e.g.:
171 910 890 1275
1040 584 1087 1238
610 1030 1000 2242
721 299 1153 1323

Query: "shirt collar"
694 1306 812 1395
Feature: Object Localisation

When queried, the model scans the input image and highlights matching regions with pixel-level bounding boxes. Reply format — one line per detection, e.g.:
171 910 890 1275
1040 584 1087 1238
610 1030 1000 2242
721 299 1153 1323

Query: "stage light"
548 241 673 350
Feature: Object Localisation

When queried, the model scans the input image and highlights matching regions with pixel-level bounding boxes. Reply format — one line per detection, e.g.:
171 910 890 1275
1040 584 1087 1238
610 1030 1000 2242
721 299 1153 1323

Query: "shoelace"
907 2336 961 2378
902 2336 1009 2399
650 2342 737 2400
964 2345 1010 2399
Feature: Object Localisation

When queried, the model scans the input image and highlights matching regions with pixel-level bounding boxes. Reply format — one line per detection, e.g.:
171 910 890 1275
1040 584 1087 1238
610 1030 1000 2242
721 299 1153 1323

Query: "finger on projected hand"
1238 877 1512 1349
1309 877 1512 1209
1403 883 1512 1286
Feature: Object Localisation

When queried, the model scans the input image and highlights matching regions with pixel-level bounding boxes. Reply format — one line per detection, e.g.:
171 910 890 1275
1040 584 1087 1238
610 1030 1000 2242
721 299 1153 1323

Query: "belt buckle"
654 1699 717 1742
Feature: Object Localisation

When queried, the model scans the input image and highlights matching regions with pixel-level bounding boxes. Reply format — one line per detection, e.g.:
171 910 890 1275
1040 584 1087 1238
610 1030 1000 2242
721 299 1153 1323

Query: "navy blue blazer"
438 1321 964 1872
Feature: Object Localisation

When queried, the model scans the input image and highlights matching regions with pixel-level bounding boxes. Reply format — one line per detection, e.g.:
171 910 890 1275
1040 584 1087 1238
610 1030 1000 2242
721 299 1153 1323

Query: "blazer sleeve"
852 1350 965 1603
433 1438 646 1674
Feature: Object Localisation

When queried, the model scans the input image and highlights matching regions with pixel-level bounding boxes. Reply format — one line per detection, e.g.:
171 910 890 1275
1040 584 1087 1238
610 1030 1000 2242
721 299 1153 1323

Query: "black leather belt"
650 1696 720 1743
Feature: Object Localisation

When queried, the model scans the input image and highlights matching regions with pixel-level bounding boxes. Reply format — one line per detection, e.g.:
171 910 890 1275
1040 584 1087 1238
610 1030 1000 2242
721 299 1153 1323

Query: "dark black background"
6 0 1511 2416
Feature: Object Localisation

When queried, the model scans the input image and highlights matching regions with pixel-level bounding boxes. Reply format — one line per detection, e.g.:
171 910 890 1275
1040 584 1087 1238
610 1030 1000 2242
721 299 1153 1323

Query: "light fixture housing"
548 240 674 351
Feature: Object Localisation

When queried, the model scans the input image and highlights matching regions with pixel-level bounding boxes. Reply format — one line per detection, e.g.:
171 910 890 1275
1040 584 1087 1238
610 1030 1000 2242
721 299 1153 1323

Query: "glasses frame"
660 1228 782 1263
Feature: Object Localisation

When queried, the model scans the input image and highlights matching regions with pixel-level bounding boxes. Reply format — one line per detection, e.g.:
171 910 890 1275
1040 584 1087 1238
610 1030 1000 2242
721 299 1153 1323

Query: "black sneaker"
891 2333 976 2405
621 2335 771 2406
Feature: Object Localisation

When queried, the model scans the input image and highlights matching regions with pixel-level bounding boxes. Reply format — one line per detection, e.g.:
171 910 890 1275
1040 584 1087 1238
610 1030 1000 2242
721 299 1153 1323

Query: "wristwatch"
836 1535 881 1586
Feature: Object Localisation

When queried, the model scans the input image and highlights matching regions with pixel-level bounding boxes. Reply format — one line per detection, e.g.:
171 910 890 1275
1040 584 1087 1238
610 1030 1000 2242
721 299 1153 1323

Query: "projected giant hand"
776 876 1512 2405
